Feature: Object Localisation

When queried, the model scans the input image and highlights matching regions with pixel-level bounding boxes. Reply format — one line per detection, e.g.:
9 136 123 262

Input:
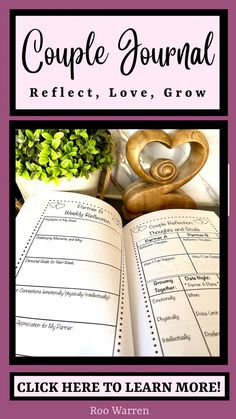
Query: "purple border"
0 1 235 419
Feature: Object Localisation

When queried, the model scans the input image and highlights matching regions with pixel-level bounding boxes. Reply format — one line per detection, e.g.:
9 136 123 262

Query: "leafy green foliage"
15 128 114 183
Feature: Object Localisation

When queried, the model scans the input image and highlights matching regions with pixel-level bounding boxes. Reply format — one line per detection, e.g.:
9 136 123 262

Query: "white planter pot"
16 171 101 200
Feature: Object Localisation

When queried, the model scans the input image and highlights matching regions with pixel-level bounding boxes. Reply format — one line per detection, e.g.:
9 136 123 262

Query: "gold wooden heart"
123 129 209 218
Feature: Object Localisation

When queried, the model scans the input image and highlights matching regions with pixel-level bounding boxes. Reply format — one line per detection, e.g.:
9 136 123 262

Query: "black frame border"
10 119 228 365
10 9 228 116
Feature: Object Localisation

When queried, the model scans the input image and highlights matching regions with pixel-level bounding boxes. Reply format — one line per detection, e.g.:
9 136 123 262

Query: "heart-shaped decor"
49 202 65 210
132 224 147 233
123 129 209 217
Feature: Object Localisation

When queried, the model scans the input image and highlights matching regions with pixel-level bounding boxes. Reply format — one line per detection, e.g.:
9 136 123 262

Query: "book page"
123 209 220 357
15 192 134 357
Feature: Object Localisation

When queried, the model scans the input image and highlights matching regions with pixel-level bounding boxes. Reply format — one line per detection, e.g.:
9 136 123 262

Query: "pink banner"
13 13 221 112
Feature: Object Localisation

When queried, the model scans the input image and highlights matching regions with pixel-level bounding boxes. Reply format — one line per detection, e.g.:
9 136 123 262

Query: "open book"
15 191 219 357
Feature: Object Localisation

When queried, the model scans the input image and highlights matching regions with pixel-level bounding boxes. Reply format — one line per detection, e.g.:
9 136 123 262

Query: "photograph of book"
15 191 219 357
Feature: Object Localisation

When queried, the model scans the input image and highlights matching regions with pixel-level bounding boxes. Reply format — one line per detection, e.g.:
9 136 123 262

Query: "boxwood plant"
16 128 114 184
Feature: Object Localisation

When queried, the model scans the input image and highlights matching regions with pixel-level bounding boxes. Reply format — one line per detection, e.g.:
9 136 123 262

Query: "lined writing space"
16 193 124 357
27 234 121 268
16 287 119 325
39 216 121 249
16 260 120 295
16 320 116 357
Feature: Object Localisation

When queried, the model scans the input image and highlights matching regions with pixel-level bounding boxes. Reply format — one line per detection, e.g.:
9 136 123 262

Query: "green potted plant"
16 128 114 199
